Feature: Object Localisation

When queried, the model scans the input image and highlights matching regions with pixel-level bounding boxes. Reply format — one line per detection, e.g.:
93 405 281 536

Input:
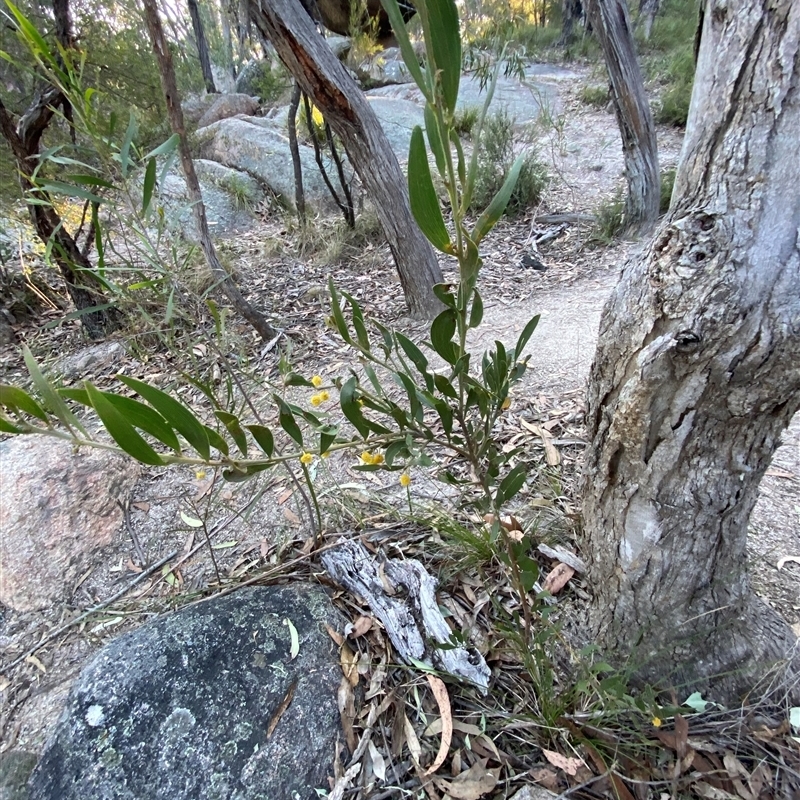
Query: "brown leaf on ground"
340 641 359 687
337 676 357 753
425 674 453 775
325 624 344 647
542 562 575 594
404 713 423 766
348 615 373 638
529 766 561 791
434 759 500 800
266 679 296 739
542 748 583 776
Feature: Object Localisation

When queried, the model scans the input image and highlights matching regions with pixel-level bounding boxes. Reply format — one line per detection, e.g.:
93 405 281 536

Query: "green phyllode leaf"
380 0 430 100
408 127 451 253
118 375 210 459
425 0 461 115
60 388 181 452
472 154 525 245
23 347 86 436
495 462 528 507
85 382 164 466
274 396 304 447
0 385 49 422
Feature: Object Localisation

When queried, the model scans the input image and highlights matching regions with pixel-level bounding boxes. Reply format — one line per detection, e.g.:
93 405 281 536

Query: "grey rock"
211 65 236 95
197 94 260 129
197 116 344 212
194 159 265 207
234 60 284 100
366 64 575 127
509 786 559 800
325 34 351 58
0 438 140 613
182 94 218 127
29 585 345 800
55 341 126 380
158 159 261 240
356 48 414 87
0 750 37 800
364 96 424 160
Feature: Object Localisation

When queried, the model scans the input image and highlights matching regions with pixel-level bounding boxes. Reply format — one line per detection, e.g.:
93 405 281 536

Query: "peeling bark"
322 538 490 692
248 0 444 318
585 0 660 230
582 0 800 704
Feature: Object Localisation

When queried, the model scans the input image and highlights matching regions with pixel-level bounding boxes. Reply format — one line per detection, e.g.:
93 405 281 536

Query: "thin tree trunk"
638 0 660 40
585 0 660 230
581 0 800 705
188 0 218 93
219 1 236 78
287 82 306 224
142 0 278 342
0 3 117 339
248 0 444 319
237 0 251 62
558 0 583 46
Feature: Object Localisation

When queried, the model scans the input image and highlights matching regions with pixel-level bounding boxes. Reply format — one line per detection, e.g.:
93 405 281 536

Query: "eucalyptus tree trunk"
581 0 800 704
584 0 660 230
188 0 218 93
558 0 584 46
248 0 444 318
142 0 278 341
0 0 117 339
638 0 660 40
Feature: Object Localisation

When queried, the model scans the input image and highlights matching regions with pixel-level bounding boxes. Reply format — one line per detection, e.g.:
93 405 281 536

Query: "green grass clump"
221 174 259 210
471 110 548 217
453 106 480 138
660 168 676 213
590 191 625 245
638 0 698 127
249 61 291 104
653 46 694 126
579 84 610 108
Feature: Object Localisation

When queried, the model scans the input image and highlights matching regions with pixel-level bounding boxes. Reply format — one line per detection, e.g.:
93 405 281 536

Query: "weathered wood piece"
537 543 586 574
322 539 490 693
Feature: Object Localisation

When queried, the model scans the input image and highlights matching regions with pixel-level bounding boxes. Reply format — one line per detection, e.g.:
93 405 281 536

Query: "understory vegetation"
2 2 792 799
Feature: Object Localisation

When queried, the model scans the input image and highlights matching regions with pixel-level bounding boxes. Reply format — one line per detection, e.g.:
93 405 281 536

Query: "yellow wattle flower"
311 375 323 387
399 473 411 487
300 452 314 465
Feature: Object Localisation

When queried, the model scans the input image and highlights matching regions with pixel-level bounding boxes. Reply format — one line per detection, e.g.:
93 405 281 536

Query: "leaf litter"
0 72 797 800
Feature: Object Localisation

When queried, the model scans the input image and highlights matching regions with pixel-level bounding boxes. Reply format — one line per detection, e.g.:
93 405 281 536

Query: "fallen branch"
322 538 490 694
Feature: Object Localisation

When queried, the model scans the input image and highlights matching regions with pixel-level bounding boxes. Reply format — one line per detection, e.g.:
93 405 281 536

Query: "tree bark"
638 0 660 40
0 1 117 339
581 0 800 705
585 0 660 230
142 0 278 342
558 0 584 46
248 0 444 318
188 0 218 93
287 82 306 223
